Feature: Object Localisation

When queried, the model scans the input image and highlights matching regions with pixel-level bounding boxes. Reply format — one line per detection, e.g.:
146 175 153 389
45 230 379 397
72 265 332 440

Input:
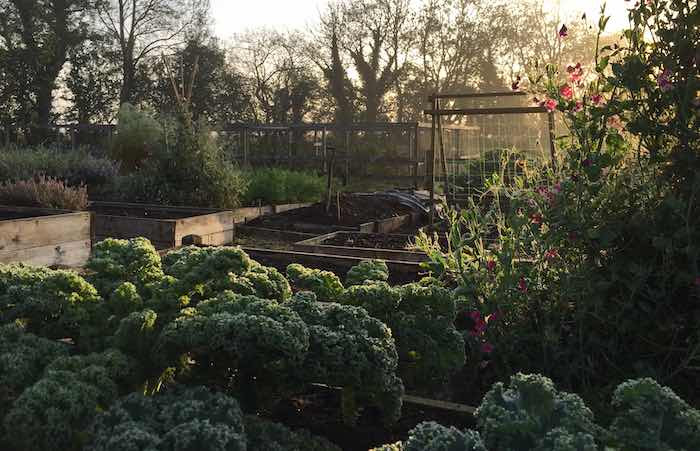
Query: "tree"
97 0 209 105
147 37 253 125
346 0 413 122
63 35 121 124
0 0 100 136
231 30 321 124
308 4 356 125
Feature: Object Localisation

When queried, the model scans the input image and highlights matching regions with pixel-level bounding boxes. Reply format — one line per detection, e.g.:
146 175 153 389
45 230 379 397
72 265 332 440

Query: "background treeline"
0 0 605 141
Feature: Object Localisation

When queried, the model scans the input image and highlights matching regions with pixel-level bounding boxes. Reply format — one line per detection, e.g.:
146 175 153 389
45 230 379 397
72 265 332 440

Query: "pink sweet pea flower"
486 260 496 272
567 63 583 83
657 69 673 92
486 310 502 323
543 98 558 112
530 213 542 224
572 101 583 112
694 276 700 287
591 94 604 105
607 115 624 131
481 342 494 354
517 277 528 293
544 248 559 261
558 24 568 38
559 85 573 99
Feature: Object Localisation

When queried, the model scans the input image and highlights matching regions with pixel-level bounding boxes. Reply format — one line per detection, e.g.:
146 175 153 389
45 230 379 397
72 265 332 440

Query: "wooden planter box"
293 231 428 263
0 206 91 267
90 202 234 250
232 202 313 224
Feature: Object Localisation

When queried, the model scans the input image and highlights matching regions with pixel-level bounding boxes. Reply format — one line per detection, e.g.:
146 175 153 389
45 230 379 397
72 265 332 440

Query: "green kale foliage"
340 281 465 390
88 386 337 451
87 237 164 296
346 259 390 286
474 373 600 451
88 386 246 451
3 349 134 451
403 422 486 451
609 378 700 450
243 415 342 451
286 263 344 301
163 246 291 303
288 291 404 424
0 264 101 343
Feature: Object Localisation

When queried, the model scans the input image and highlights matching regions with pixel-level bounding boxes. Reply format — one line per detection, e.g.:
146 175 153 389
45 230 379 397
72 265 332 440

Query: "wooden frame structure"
423 91 557 221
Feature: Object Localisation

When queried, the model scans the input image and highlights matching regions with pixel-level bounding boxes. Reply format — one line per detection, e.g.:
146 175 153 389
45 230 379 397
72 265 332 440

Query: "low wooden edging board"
233 202 313 223
293 231 428 263
90 201 234 250
0 206 91 267
240 247 422 284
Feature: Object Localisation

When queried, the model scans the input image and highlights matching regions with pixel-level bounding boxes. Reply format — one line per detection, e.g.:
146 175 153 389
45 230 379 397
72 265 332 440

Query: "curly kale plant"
162 246 291 302
609 378 700 450
243 415 341 451
87 237 164 296
346 259 390 286
0 323 69 421
155 292 309 407
288 291 404 425
286 263 344 301
88 386 246 451
88 386 338 451
0 264 101 342
340 282 464 390
474 373 600 451
3 349 134 451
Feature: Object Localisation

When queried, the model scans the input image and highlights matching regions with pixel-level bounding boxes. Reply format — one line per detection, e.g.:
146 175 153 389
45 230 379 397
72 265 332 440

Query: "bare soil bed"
248 193 415 233
323 232 414 250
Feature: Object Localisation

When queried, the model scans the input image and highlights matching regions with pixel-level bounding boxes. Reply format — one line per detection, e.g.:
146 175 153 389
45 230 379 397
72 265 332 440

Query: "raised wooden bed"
293 231 428 263
0 206 91 267
90 201 234 249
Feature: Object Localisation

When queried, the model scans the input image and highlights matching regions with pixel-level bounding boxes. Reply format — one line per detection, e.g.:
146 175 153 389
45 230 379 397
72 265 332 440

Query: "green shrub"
110 103 163 171
0 175 88 210
243 168 326 205
0 146 119 190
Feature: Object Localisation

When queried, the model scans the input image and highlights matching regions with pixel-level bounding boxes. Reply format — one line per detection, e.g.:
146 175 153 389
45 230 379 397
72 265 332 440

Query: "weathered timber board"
293 231 428 262
90 201 234 250
0 208 91 267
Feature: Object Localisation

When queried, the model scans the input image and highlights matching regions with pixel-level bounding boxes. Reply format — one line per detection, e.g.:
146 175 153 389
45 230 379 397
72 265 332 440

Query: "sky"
211 0 631 39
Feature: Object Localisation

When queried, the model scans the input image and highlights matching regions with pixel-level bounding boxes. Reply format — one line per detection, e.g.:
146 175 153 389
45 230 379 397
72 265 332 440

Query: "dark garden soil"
324 232 415 250
270 386 476 451
248 193 415 233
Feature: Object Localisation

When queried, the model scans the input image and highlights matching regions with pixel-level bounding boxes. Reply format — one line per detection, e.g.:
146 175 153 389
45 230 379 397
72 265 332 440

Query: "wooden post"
344 130 350 185
243 128 249 167
322 127 327 174
413 123 419 188
547 112 557 169
287 127 293 169
429 96 437 225
437 100 449 206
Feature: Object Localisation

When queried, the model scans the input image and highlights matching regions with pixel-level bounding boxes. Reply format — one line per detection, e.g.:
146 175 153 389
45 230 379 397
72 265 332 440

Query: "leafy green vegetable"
346 259 390 286
286 263 344 301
